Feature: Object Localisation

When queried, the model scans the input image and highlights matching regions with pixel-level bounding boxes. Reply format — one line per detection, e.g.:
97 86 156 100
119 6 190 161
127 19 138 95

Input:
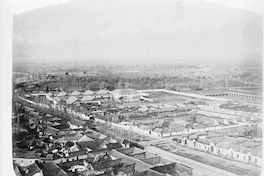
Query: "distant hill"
13 0 262 66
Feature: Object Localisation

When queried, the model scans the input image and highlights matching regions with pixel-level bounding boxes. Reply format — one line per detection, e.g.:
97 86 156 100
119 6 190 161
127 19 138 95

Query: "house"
83 90 94 95
36 162 68 176
68 119 86 129
109 149 152 173
13 151 41 167
23 162 43 176
66 96 78 105
57 91 67 97
81 95 95 102
44 126 59 136
70 91 80 96
151 163 193 176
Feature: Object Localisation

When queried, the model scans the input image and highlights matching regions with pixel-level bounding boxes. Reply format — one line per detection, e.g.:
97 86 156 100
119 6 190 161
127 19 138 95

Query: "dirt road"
145 146 241 176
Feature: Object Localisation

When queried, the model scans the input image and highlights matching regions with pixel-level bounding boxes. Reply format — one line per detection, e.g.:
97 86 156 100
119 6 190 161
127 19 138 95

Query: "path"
146 146 240 176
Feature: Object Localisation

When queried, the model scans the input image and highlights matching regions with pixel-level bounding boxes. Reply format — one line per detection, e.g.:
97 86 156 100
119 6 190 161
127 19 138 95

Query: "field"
144 91 198 104
220 102 262 113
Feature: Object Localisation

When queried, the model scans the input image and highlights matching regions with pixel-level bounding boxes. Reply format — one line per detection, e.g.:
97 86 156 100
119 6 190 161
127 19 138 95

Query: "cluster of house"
13 101 194 176
20 88 262 142
44 89 151 105
173 127 262 166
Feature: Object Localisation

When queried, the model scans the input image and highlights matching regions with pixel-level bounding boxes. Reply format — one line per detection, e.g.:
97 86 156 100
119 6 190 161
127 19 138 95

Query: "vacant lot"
220 102 262 113
144 91 196 104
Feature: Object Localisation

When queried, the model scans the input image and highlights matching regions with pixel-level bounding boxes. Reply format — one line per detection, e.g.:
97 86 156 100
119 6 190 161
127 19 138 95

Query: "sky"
13 0 263 14
12 0 263 64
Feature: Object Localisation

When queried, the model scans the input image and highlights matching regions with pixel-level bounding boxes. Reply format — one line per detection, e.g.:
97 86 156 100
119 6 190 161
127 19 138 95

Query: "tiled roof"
68 150 87 157
152 128 162 133
116 163 135 174
13 151 40 159
69 119 86 126
53 97 61 103
197 137 211 145
62 132 84 141
57 91 67 97
83 90 94 95
106 143 123 150
45 126 59 135
66 96 78 105
151 163 178 175
76 140 104 151
37 162 68 176
97 89 109 95
81 95 94 101
70 91 80 96
215 142 231 150
250 146 262 157
91 158 123 170
49 117 61 122
109 150 151 172
25 163 41 176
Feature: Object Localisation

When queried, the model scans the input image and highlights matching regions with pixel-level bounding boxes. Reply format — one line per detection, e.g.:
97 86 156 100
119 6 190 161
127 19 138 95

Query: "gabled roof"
97 89 109 95
57 91 67 97
83 90 94 95
51 122 61 127
53 97 61 103
38 162 68 176
197 137 211 145
76 140 104 151
215 142 231 150
25 163 41 176
151 163 180 175
63 132 84 141
111 89 122 94
78 135 94 142
250 146 262 157
91 158 122 171
68 150 87 157
106 143 123 150
24 107 34 112
47 92 53 97
81 95 94 101
116 163 135 174
66 96 78 104
44 126 59 135
49 117 61 122
70 119 86 126
70 91 80 96
110 150 152 172
152 128 162 133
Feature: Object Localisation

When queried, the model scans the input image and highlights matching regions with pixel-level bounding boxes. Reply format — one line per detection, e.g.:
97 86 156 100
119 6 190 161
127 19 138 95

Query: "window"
249 155 251 161
255 159 257 163
237 154 239 158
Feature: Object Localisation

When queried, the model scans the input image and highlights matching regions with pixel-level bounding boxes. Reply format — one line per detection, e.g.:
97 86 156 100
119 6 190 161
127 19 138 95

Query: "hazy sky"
13 0 262 65
13 0 263 14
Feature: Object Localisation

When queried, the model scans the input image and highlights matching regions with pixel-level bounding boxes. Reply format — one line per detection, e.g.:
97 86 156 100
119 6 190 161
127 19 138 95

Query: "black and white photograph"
1 0 263 175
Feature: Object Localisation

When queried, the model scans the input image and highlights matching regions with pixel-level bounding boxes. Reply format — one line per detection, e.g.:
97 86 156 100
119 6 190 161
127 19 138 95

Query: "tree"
100 81 105 89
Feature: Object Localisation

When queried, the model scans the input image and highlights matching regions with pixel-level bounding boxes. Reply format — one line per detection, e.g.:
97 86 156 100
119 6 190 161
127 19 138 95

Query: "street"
145 146 240 176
